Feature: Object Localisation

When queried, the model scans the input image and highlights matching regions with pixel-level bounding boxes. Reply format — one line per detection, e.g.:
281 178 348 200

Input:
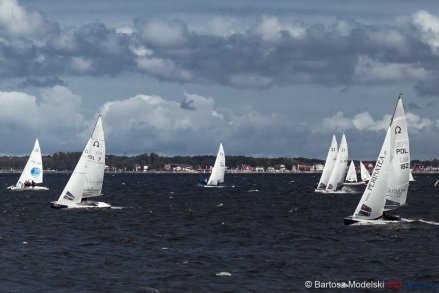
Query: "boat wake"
350 218 439 226
110 206 124 210
418 219 439 226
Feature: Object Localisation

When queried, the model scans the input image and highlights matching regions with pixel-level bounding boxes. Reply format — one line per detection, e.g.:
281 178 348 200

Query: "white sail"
345 161 357 183
384 98 410 211
316 135 338 190
352 127 392 220
360 161 371 182
82 116 105 198
207 142 225 186
326 134 348 191
409 170 415 182
16 139 44 186
56 139 91 206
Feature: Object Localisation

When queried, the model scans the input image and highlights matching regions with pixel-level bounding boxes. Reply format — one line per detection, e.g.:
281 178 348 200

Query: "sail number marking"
400 163 409 170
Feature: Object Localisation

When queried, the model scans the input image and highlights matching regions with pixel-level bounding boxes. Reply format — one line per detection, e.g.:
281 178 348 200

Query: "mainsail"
56 139 91 206
345 161 357 183
83 116 105 198
316 135 338 190
16 139 44 186
384 98 410 211
207 142 225 186
352 127 392 220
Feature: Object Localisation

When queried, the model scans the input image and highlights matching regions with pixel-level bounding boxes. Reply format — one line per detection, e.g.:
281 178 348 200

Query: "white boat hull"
343 181 367 186
51 201 111 209
8 186 49 191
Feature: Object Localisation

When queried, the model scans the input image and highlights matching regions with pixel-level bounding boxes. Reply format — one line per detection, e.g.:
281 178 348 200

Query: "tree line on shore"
0 152 436 171
0 152 325 171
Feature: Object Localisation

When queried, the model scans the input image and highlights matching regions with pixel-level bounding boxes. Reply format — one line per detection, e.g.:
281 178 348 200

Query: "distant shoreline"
0 170 437 175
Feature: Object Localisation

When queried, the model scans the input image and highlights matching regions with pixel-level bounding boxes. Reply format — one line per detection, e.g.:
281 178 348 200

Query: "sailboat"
344 161 358 184
199 142 225 187
344 96 409 225
51 115 110 208
315 135 338 192
344 161 370 187
8 139 49 191
325 134 348 192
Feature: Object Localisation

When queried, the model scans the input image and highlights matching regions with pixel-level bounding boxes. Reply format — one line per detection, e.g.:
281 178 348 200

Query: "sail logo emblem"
30 167 41 177
358 204 372 217
395 126 401 134
63 191 75 201
93 141 100 147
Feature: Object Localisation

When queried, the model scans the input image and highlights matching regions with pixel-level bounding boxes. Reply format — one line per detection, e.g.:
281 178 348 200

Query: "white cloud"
252 16 305 42
406 112 434 130
137 19 188 47
71 57 93 73
0 0 56 39
412 10 439 53
354 56 428 83
136 56 192 81
0 91 39 127
0 86 87 153
319 110 439 134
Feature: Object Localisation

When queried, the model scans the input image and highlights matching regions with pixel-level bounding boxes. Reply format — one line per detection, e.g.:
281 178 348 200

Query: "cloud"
98 92 305 155
19 76 65 88
0 86 87 153
354 56 428 83
134 18 189 48
319 110 439 134
1 1 439 92
0 0 433 89
412 10 439 53
0 0 58 40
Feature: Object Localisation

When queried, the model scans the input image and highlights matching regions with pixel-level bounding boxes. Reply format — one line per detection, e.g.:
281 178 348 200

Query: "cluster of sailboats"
6 95 418 225
315 134 372 193
314 96 412 225
7 116 109 209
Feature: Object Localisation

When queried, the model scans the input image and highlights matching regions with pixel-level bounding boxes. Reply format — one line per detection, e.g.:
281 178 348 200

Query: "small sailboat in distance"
344 161 358 184
315 135 338 192
344 96 409 225
344 161 369 187
51 115 110 208
8 139 49 191
199 142 225 187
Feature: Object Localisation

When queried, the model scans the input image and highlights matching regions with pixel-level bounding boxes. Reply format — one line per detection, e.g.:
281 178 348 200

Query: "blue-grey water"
0 173 438 292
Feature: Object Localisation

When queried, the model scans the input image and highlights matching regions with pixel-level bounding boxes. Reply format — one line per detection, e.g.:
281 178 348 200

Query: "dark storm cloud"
19 77 65 88
180 98 196 111
1 7 438 91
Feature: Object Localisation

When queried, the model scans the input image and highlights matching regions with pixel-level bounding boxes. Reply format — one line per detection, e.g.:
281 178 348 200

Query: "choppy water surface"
0 173 438 292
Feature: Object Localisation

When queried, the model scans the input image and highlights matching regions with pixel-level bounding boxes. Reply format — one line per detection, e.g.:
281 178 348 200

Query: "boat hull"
50 201 111 209
344 214 401 225
8 186 49 191
343 181 367 186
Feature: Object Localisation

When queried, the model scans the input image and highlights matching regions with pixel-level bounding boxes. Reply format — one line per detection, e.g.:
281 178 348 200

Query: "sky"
1 0 439 159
